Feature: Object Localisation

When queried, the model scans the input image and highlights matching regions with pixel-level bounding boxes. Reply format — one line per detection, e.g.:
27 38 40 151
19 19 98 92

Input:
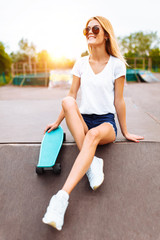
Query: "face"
84 19 106 47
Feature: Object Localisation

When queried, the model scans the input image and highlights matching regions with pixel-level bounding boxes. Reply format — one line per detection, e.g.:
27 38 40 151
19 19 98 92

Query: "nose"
88 27 93 34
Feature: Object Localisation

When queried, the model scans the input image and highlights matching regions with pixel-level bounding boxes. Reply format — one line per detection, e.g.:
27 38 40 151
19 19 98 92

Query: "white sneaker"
42 190 69 231
86 156 104 190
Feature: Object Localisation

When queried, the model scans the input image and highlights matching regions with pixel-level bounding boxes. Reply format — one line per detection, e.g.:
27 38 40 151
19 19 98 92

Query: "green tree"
0 42 12 74
37 50 51 64
118 31 160 57
37 50 52 70
149 48 160 71
10 38 36 63
18 38 36 56
10 38 37 72
10 51 28 63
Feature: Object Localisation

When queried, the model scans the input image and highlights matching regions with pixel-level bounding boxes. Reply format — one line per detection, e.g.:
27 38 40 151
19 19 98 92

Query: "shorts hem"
105 122 117 142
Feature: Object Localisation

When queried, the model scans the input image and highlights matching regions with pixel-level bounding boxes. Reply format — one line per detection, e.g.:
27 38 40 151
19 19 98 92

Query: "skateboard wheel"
63 133 66 142
53 163 61 174
36 166 44 175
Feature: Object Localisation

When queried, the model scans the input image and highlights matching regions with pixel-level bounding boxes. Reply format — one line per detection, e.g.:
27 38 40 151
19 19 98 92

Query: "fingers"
44 125 52 134
137 136 144 140
44 127 49 134
129 137 139 143
47 127 53 133
126 134 144 143
133 135 144 141
44 123 58 134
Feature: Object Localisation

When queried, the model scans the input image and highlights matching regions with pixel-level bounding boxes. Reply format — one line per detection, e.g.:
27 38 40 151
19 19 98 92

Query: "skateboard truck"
36 163 61 175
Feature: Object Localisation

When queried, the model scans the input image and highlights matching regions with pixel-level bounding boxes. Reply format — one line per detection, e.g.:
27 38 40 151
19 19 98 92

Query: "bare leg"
62 123 116 194
62 96 88 150
42 101 116 231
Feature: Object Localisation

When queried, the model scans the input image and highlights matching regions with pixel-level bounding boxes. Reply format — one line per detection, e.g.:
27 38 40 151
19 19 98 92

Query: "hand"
124 132 144 143
44 122 59 134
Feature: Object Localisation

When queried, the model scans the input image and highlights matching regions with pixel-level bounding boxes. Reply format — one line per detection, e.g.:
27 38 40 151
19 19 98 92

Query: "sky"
0 0 160 59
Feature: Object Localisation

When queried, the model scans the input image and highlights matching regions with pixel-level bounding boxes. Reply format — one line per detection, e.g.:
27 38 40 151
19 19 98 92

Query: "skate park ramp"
138 70 160 83
0 82 160 240
126 69 160 83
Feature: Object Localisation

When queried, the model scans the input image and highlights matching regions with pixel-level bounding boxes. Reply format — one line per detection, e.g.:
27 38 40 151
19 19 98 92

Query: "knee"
62 96 76 112
86 128 100 146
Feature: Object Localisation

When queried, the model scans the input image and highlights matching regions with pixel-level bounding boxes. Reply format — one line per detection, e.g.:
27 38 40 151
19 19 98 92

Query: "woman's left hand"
124 132 144 143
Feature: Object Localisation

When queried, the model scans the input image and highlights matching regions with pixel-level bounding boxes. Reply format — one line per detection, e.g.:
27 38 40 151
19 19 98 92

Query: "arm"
44 75 81 133
114 76 144 142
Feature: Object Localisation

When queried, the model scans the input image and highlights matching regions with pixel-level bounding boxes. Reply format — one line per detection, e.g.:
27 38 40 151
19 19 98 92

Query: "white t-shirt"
71 55 126 115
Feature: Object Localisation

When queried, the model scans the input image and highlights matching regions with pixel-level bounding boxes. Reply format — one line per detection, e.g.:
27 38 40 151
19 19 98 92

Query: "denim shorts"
82 113 117 136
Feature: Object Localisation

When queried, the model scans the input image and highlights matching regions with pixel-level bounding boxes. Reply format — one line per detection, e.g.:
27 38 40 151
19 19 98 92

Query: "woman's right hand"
44 122 59 134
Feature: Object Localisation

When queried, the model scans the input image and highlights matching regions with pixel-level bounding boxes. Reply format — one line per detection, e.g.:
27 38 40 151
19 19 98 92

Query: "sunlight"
49 49 66 61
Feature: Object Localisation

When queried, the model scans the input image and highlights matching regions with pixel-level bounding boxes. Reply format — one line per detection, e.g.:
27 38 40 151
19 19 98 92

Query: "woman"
42 16 144 231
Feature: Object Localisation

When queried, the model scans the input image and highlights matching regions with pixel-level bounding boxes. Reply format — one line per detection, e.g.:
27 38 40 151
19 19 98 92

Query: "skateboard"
36 126 65 175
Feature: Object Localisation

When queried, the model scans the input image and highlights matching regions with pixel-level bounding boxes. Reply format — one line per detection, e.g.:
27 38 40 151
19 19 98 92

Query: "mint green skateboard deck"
36 126 64 174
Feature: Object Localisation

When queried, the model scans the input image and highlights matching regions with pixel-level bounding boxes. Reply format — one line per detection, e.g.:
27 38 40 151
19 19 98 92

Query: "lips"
88 35 96 40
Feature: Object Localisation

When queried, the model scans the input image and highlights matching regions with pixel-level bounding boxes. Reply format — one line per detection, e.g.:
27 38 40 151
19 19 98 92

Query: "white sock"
56 190 69 201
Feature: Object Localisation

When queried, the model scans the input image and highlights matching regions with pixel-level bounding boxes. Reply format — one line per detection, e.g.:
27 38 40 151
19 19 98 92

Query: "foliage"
18 38 36 54
10 51 29 63
149 48 160 71
118 31 160 57
10 38 36 63
149 48 160 58
37 50 52 68
10 39 75 70
0 42 12 74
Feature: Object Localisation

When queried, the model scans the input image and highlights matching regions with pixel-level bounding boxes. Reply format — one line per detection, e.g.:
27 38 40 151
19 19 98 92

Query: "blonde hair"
86 16 127 65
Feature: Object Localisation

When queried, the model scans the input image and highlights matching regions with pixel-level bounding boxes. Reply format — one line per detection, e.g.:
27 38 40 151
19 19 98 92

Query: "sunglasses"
83 25 100 36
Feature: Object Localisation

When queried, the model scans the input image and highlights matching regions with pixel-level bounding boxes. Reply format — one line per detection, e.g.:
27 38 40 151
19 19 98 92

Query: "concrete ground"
0 82 160 143
0 81 160 240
